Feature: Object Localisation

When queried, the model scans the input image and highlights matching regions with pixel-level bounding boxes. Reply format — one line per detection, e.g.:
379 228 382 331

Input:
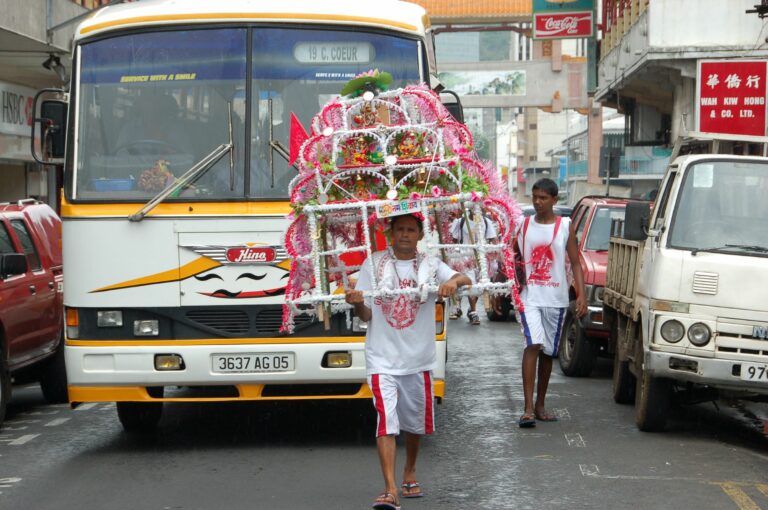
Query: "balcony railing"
602 0 649 55
561 146 671 181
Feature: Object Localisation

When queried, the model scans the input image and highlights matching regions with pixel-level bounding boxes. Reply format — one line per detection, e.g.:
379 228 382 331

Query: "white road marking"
0 426 28 431
7 434 40 446
565 432 586 447
44 418 70 427
74 403 98 411
554 408 570 420
21 410 58 416
4 420 41 425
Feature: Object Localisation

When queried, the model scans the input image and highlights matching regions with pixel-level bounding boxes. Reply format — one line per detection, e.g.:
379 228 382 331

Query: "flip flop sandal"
468 311 480 325
535 412 559 422
518 414 536 428
401 481 423 498
372 492 401 510
449 309 462 320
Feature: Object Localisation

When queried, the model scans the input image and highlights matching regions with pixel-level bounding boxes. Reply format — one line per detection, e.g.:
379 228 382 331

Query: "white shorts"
519 306 567 357
368 371 435 437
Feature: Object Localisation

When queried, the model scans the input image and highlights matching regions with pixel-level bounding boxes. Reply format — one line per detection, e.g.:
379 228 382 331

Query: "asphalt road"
1 318 768 510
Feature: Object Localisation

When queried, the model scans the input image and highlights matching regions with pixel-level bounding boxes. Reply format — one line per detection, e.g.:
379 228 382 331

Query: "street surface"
1 318 768 510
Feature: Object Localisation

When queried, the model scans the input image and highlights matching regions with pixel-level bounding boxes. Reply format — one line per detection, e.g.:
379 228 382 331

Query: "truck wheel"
0 348 10 426
558 310 596 377
39 337 69 404
612 351 635 404
116 387 164 433
635 369 672 432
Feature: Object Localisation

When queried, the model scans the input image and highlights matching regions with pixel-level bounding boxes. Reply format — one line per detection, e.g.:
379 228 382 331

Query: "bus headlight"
687 322 712 346
660 319 684 343
134 320 159 336
97 311 123 327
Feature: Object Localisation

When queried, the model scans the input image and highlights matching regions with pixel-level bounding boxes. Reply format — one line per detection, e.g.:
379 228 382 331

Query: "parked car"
0 200 66 425
557 196 647 377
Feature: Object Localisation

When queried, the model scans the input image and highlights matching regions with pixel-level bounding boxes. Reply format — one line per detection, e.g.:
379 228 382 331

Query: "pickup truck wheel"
612 351 635 404
116 387 164 433
0 349 9 426
39 337 69 404
635 370 672 432
558 310 596 377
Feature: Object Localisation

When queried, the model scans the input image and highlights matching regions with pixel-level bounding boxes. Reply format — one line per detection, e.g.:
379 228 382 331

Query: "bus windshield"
669 160 768 254
73 26 422 201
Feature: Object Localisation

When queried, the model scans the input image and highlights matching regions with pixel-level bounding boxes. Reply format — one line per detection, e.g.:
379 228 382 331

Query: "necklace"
388 249 419 288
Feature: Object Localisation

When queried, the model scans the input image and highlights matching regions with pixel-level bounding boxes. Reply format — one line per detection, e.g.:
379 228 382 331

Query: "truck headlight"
97 311 123 327
660 319 684 343
687 322 711 346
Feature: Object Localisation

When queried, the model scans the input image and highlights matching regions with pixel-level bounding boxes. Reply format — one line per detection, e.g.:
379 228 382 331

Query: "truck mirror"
624 202 650 241
0 253 27 279
440 90 464 123
41 100 68 158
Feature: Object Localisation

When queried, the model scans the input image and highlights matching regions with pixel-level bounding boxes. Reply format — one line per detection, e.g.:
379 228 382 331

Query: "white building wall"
648 0 765 48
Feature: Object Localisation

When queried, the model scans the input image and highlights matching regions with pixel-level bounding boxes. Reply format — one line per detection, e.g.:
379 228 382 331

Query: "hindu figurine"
352 101 380 128
396 131 421 159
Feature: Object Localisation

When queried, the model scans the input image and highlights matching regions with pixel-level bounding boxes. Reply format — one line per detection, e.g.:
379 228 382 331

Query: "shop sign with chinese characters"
696 60 767 136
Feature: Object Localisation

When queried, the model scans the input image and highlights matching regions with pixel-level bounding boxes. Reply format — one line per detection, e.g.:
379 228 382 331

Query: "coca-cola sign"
226 246 276 264
534 12 593 39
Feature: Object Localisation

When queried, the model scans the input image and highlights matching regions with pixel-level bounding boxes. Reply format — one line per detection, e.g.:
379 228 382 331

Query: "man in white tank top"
514 178 586 428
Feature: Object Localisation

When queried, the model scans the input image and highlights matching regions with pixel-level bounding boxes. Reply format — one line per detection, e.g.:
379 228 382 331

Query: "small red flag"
288 112 309 166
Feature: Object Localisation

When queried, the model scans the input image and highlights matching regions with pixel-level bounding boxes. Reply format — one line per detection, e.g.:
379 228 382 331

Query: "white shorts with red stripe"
368 371 435 437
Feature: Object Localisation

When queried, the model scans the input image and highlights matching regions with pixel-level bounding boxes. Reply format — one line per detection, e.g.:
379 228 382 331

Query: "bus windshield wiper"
128 143 232 222
128 104 235 222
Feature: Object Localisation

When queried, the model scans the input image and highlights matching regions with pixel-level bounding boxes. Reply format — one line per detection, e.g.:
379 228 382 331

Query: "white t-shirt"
515 216 571 308
355 251 457 376
450 216 497 243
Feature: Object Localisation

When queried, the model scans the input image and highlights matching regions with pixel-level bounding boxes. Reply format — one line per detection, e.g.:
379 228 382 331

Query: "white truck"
604 132 768 431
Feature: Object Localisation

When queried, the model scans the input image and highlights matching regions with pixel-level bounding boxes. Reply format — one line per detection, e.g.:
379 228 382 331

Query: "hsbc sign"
0 81 35 138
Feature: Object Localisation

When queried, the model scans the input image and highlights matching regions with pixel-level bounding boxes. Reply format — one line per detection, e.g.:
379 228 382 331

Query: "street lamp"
42 54 67 82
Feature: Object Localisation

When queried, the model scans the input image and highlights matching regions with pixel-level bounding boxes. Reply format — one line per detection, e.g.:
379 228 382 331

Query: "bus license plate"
211 353 294 373
740 362 768 382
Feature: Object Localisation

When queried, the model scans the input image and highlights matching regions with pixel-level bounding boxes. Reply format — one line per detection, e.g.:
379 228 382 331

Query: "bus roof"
75 0 430 40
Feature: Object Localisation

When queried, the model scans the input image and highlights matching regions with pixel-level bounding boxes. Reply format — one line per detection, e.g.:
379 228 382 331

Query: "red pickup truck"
558 196 634 377
0 200 66 425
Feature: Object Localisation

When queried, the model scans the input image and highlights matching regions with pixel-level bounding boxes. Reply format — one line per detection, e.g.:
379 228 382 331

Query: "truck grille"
186 309 250 335
692 271 718 295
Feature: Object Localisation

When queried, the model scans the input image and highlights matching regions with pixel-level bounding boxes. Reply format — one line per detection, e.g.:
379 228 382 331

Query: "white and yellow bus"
54 0 453 431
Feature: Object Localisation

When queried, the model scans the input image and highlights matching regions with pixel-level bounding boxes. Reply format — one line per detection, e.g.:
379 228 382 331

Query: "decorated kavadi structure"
282 70 522 333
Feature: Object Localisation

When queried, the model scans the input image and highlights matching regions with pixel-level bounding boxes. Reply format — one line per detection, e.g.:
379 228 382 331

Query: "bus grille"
255 308 314 333
186 309 250 335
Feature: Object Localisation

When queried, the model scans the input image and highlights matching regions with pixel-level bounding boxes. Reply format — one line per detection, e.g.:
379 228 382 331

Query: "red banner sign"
533 12 593 39
697 60 767 136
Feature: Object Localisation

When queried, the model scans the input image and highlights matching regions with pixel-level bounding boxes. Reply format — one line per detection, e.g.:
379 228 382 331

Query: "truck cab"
604 132 768 431
0 200 66 425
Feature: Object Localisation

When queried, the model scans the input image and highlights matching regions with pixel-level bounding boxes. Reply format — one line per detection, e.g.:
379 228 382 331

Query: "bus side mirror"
41 100 68 158
624 201 651 241
0 253 27 279
440 90 464 124
30 89 67 165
